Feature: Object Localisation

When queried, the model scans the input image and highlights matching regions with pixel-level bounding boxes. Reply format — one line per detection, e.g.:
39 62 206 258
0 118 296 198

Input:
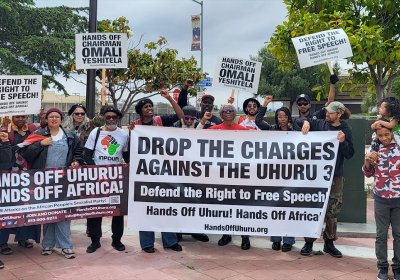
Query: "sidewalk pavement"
0 199 394 280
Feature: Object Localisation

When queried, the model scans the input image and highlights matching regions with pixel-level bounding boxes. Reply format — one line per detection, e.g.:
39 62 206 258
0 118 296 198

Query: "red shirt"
208 123 249 130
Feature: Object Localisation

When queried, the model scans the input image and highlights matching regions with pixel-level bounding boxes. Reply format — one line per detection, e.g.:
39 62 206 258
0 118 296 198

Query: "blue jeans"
139 231 177 249
270 236 295 245
42 221 73 249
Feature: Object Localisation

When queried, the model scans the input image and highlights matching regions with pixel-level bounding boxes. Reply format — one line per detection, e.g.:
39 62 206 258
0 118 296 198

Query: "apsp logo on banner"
75 33 128 70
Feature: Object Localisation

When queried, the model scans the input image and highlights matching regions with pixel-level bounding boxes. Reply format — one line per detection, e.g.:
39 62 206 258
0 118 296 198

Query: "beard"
105 123 117 130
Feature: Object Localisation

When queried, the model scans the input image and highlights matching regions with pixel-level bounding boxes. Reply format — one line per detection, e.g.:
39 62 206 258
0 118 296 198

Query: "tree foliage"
66 17 204 116
0 0 88 93
268 0 400 104
252 48 329 106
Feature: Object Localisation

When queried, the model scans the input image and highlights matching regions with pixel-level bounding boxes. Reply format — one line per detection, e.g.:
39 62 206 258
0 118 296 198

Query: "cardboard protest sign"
75 33 128 70
128 126 339 238
0 75 42 117
291 28 353 68
0 164 129 228
214 57 262 94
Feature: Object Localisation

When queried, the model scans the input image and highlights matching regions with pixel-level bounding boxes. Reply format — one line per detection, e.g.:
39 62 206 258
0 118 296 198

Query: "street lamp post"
85 0 97 118
192 0 203 72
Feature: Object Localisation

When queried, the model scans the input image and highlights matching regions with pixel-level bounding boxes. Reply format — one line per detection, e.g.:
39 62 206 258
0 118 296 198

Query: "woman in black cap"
63 104 92 143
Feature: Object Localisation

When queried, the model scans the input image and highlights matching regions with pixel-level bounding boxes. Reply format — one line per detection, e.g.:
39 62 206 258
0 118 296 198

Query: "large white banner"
128 126 339 237
0 75 42 117
291 28 353 68
75 33 128 70
213 57 262 94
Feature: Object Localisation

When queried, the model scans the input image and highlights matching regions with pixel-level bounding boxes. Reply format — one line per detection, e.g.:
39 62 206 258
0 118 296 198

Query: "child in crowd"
363 124 400 280
371 97 400 151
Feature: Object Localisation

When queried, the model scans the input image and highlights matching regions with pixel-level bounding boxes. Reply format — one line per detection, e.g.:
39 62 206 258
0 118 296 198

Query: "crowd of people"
0 77 398 280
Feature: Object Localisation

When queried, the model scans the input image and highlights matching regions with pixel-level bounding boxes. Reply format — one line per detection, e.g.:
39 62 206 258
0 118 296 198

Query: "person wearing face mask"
178 79 222 129
84 106 130 254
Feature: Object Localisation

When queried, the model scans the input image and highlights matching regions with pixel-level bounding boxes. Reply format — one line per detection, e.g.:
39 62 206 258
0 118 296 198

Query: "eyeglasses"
222 109 234 114
105 115 119 120
74 112 85 116
184 116 196 121
297 102 309 107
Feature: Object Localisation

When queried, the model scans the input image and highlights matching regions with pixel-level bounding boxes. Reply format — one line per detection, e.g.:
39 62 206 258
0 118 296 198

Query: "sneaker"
18 240 34 249
166 243 182 252
61 248 75 259
241 237 250 250
393 268 400 280
281 243 293 252
0 259 4 269
300 242 313 256
86 242 101 253
191 233 209 242
218 235 232 246
0 244 13 255
272 241 281 251
377 267 388 280
111 241 125 251
41 248 53 255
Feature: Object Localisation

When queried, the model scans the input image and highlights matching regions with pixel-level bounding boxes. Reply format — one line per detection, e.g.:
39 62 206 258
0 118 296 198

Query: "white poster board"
128 126 339 237
291 29 353 68
0 75 42 117
214 57 262 94
75 33 128 70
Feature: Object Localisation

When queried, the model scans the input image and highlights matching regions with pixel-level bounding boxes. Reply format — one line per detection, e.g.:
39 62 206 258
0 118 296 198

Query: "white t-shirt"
85 127 129 165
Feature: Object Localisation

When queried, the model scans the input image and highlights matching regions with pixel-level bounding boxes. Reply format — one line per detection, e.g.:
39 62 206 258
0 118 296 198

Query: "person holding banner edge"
19 108 83 259
300 101 354 258
84 106 129 253
0 130 14 269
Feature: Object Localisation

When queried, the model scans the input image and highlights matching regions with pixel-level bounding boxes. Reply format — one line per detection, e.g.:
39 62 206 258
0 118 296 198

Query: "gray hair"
219 104 237 116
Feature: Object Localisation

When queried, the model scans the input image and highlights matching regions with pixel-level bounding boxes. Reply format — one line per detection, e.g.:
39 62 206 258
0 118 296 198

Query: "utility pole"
192 0 203 72
85 0 97 118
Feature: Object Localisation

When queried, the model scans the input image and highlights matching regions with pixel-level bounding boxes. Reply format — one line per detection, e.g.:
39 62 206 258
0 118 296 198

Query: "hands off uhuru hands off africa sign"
0 75 42 117
75 33 128 69
214 57 262 94
291 28 353 68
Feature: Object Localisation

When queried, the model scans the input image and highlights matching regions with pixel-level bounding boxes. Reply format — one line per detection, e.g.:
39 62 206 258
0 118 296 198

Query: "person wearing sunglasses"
62 104 92 143
227 97 261 130
83 106 129 254
204 104 250 250
178 79 222 129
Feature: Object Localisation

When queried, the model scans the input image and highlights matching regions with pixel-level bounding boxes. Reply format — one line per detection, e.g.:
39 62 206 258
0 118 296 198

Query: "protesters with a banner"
0 115 40 256
363 124 400 280
19 108 83 259
84 106 129 254
300 101 354 258
62 104 91 139
172 105 209 242
134 90 184 126
204 103 250 250
0 130 14 269
178 79 222 129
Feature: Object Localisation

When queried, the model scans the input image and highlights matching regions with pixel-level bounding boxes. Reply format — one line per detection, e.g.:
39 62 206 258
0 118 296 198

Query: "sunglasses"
247 104 258 109
222 109 234 114
184 116 196 121
74 112 85 116
105 115 119 120
297 102 309 107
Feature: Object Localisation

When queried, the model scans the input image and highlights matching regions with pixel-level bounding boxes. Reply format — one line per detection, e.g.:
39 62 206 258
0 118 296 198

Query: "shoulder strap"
93 127 102 150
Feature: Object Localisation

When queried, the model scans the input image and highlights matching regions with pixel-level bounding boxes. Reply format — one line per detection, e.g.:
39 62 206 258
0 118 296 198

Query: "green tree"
66 17 203 116
253 48 329 108
268 0 400 104
0 0 88 93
